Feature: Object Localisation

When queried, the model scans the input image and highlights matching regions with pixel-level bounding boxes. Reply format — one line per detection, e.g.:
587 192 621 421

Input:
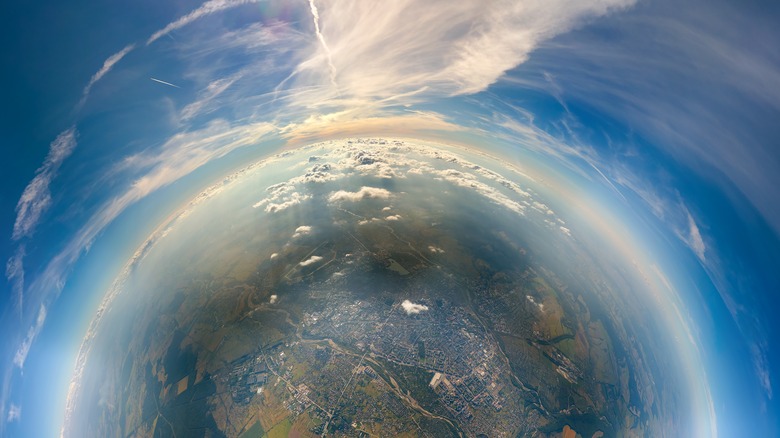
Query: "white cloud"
559 226 571 237
13 304 46 369
307 0 337 89
328 186 392 202
385 214 401 221
428 245 444 254
686 212 706 261
80 45 135 105
6 404 20 423
526 295 545 312
292 225 312 239
401 299 429 315
180 72 244 120
751 342 772 400
5 246 25 311
254 191 311 213
431 167 526 216
270 253 278 260
12 122 274 379
269 294 278 304
12 128 77 240
299 255 323 267
147 0 261 45
282 0 634 111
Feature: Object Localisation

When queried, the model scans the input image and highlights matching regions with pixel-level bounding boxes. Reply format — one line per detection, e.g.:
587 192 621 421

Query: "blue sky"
1 0 779 436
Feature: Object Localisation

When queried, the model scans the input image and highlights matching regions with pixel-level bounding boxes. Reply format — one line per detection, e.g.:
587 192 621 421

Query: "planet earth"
64 139 686 437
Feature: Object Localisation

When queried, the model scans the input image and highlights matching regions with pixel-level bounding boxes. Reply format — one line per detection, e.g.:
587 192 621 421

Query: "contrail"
308 0 338 90
150 77 181 88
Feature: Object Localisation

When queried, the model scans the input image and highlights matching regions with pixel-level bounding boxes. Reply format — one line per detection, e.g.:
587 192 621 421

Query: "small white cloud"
428 245 445 254
300 255 323 267
385 214 402 221
269 294 278 304
292 225 312 239
328 186 392 202
401 299 429 315
382 206 392 211
526 295 545 312
7 404 21 422
559 226 571 237
270 253 278 260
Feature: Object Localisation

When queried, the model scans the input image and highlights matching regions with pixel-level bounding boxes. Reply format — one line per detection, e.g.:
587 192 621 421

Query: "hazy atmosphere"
1 0 779 436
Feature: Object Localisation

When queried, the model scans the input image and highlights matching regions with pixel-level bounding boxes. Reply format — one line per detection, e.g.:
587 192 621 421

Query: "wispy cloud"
6 404 20 423
5 246 25 312
282 0 634 111
504 2 780 238
13 305 46 369
686 211 706 262
180 73 243 120
147 0 261 45
307 0 337 89
12 121 273 368
79 45 135 106
12 127 77 240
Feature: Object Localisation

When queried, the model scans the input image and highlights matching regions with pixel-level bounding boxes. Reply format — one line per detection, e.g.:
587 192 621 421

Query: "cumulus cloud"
299 255 323 267
401 300 429 315
269 294 278 304
328 186 392 202
559 226 572 237
270 253 278 260
12 128 77 240
385 215 402 221
428 245 444 254
526 295 545 312
292 225 312 239
254 191 311 213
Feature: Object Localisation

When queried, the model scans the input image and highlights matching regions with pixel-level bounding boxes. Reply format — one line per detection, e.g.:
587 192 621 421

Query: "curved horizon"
1 0 778 436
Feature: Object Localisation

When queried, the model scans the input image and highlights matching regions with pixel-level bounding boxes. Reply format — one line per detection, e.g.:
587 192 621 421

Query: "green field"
265 417 292 438
239 421 265 438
